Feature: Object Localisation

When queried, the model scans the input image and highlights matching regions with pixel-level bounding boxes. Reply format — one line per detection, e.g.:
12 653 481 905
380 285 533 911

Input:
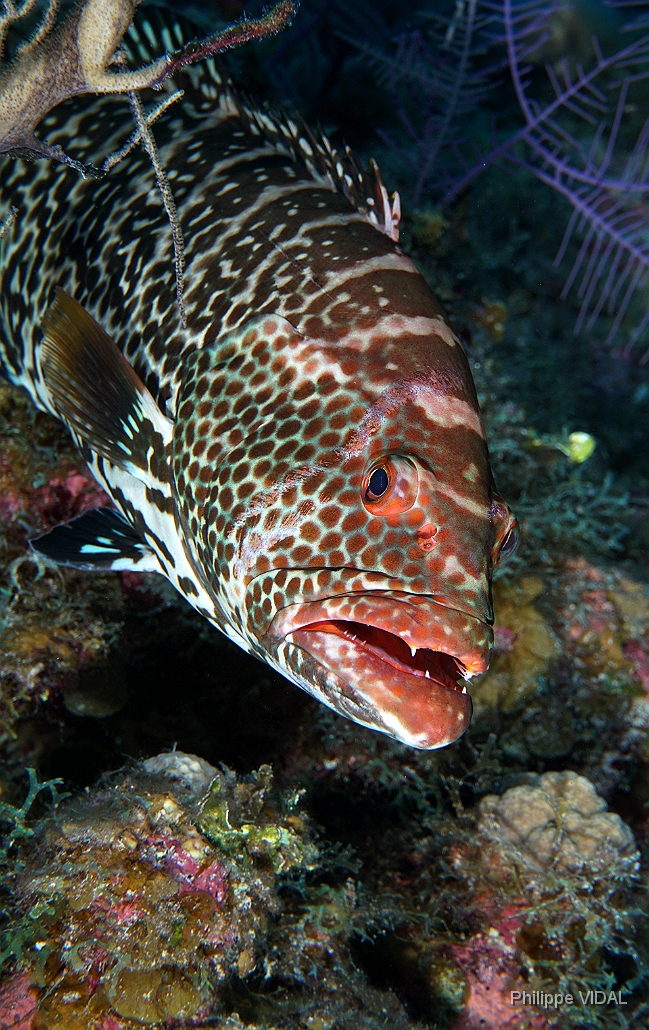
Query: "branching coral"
341 0 501 206
0 766 65 865
0 0 296 165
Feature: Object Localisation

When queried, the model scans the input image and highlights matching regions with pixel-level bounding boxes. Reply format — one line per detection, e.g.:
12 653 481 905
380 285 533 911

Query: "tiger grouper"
0 8 518 749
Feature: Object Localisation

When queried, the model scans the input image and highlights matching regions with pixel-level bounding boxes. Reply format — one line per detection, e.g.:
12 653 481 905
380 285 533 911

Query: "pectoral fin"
40 289 173 485
31 507 158 571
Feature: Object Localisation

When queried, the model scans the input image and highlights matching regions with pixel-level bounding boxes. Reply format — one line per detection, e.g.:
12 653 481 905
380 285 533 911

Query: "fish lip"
284 619 474 749
290 618 469 691
266 592 492 676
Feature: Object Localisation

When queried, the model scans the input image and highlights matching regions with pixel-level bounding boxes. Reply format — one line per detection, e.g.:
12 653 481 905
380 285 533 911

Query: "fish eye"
361 455 419 515
366 466 389 500
497 519 520 563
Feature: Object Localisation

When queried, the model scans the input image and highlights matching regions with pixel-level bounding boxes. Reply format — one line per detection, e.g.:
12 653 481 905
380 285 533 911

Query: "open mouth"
299 619 468 695
267 590 490 748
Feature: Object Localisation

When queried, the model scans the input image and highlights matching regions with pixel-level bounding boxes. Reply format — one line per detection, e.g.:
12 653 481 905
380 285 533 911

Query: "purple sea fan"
357 0 649 357
452 0 649 359
340 0 504 204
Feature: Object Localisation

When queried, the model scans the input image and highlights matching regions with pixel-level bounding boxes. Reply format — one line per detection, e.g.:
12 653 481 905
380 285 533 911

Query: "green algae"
199 765 316 874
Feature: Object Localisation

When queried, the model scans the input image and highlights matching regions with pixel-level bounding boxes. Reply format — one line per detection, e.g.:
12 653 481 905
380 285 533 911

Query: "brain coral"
477 770 638 874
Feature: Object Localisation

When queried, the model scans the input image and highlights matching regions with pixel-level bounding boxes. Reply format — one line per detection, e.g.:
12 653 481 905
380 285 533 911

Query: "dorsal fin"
40 289 173 484
124 7 400 242
234 96 401 242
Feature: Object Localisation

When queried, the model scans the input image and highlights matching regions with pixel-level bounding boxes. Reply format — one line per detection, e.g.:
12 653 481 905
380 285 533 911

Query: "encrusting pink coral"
0 972 38 1030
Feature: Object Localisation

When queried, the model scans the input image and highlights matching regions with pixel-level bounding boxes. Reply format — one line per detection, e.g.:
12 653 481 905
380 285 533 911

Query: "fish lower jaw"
285 619 474 749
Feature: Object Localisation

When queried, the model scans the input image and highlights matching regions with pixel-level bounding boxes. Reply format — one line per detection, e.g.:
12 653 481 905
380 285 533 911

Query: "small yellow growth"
237 948 256 977
472 576 562 716
526 428 596 464
1 625 75 663
199 766 318 874
108 967 201 1023
564 431 596 463
608 575 649 639
425 956 469 1011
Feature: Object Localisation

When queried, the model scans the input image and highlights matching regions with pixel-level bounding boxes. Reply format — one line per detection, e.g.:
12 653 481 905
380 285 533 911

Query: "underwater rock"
0 754 317 1028
459 560 649 793
0 557 126 746
0 754 425 1030
399 774 642 1029
557 558 649 694
142 751 220 796
61 659 129 718
295 764 645 1030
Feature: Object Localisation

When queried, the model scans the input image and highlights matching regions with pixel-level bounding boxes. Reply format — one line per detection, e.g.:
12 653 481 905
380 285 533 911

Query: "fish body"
0 12 517 748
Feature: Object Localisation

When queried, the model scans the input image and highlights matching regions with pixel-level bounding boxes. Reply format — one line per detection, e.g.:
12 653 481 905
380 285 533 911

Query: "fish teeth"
462 685 467 694
410 646 417 657
424 670 430 679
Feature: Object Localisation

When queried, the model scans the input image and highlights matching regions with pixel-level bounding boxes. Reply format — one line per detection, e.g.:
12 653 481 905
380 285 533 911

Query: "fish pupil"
367 467 389 500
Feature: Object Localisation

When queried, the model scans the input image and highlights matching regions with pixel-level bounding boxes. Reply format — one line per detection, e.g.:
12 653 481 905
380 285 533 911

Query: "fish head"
175 314 518 749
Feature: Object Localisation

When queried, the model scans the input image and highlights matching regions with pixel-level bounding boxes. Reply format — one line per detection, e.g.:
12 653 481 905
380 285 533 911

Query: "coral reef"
1 4 649 1029
4 754 640 1030
473 558 641 694
346 0 649 355
0 382 108 552
441 772 642 1029
471 576 562 718
449 558 649 797
477 770 637 873
287 748 646 1030
275 561 649 1026
0 754 312 1027
0 753 420 1030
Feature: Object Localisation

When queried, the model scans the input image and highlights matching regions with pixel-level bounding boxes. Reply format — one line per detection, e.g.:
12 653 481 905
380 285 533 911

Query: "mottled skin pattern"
0 16 517 748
